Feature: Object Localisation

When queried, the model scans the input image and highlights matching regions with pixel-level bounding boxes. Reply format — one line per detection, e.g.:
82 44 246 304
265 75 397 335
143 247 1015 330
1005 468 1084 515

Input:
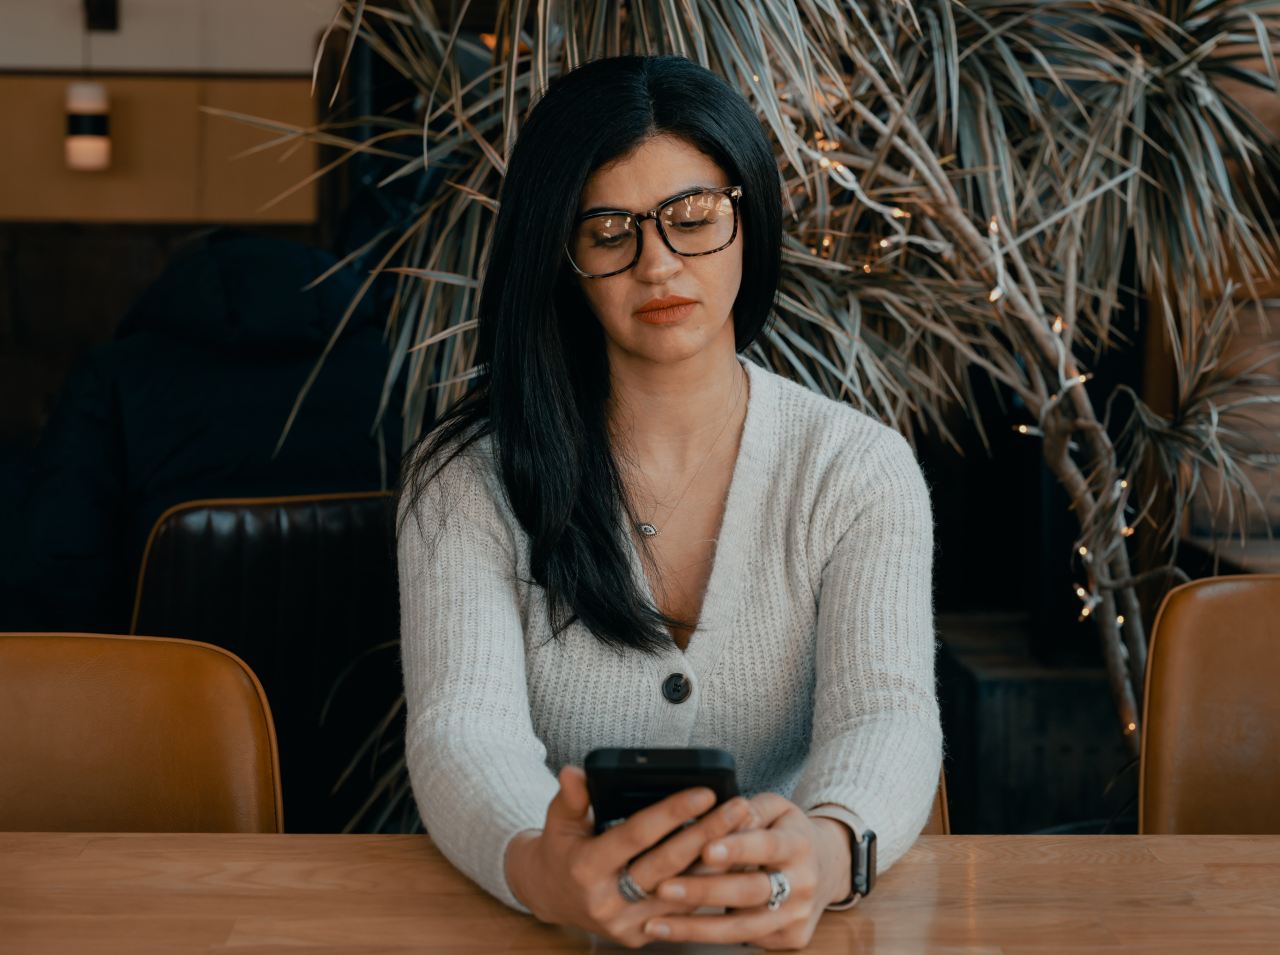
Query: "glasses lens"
660 190 736 255
570 213 637 276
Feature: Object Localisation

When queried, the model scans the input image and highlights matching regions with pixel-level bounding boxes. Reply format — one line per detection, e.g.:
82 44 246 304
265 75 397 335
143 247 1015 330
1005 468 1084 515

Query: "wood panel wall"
0 75 317 224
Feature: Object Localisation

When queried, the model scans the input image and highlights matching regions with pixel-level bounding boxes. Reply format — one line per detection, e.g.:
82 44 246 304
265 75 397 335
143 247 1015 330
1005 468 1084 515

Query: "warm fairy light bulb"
832 161 845 172
752 74 760 82
1017 424 1030 434
1076 586 1088 598
878 238 890 248
1126 722 1136 733
1122 526 1135 537
1120 479 1129 489
819 157 830 168
988 217 999 234
1081 606 1092 617
815 130 824 140
1052 316 1065 334
891 207 910 218
989 287 1004 302
822 236 831 247
1077 374 1089 384
1078 546 1089 557
862 263 871 273
1116 615 1125 625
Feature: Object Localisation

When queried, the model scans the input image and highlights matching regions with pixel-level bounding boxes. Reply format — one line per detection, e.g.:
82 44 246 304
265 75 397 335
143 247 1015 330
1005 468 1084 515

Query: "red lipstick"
635 295 697 324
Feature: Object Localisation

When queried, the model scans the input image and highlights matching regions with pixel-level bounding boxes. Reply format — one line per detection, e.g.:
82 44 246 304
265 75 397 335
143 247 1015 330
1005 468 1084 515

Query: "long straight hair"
399 54 783 654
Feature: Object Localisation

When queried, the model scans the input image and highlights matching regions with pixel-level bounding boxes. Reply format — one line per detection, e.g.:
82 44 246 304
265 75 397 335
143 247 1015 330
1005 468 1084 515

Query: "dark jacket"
1 230 402 633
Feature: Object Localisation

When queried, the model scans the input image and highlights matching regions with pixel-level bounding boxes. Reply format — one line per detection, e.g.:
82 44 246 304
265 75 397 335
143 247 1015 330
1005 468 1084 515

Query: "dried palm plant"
216 0 1280 830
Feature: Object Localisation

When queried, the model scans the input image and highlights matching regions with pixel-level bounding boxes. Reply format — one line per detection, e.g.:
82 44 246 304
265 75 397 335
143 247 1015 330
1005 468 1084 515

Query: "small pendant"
637 522 658 537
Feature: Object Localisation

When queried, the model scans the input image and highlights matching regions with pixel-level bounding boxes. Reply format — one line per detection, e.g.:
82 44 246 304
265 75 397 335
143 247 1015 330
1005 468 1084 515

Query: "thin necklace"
627 363 746 539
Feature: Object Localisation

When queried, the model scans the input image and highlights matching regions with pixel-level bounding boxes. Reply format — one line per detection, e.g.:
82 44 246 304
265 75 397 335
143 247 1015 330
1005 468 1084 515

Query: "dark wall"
0 222 317 448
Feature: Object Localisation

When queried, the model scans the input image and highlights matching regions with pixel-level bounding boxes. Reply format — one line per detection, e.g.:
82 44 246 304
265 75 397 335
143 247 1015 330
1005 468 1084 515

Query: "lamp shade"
65 81 111 171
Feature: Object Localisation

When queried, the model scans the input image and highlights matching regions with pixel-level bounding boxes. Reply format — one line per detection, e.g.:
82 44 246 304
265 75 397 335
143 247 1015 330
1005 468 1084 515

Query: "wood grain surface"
2 834 1278 953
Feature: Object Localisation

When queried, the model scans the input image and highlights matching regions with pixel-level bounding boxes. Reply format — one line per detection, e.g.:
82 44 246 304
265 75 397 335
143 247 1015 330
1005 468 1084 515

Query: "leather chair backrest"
131 492 400 834
1140 574 1280 833
0 632 281 832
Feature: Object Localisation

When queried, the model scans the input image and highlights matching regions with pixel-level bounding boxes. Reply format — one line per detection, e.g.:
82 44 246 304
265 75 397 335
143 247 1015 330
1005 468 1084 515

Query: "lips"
636 295 697 314
635 295 697 324
635 302 695 324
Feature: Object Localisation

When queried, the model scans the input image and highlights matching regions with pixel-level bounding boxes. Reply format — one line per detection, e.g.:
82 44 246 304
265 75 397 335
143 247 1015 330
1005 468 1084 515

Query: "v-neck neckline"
621 353 772 674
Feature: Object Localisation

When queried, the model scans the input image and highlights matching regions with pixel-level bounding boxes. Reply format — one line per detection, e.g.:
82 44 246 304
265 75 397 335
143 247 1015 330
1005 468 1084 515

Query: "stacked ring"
766 870 792 911
617 866 647 903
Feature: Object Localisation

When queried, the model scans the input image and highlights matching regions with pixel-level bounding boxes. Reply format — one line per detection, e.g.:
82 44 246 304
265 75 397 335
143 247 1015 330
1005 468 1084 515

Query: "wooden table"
3 834 1278 953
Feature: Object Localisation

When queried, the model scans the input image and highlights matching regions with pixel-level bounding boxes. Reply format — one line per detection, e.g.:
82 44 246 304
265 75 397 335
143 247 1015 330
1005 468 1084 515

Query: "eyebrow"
579 183 723 217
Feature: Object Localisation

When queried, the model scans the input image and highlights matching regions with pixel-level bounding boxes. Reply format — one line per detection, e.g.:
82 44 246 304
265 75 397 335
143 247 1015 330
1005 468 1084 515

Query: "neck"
606 345 746 473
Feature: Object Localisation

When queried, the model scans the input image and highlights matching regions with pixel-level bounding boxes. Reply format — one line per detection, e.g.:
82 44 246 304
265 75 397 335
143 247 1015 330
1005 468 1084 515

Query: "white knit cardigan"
398 353 943 912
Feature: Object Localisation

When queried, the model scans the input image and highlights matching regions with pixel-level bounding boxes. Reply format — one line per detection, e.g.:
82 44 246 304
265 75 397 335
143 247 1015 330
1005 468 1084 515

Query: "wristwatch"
806 805 876 910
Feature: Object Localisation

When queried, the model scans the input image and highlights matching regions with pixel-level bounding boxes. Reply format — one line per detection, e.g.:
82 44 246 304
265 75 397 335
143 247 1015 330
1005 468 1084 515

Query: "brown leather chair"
923 770 951 835
131 492 401 834
1139 574 1280 833
0 632 282 832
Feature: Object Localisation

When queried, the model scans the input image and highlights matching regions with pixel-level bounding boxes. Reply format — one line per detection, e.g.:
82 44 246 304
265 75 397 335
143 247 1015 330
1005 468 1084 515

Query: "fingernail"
659 882 686 900
646 921 671 937
687 789 713 811
707 843 727 861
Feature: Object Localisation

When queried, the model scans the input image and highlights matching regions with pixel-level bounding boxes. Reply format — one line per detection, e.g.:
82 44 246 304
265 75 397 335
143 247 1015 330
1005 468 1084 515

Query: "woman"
398 54 942 950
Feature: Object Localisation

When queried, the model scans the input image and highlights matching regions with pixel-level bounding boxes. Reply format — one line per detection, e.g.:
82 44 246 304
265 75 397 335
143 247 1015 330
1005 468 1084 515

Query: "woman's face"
572 134 744 367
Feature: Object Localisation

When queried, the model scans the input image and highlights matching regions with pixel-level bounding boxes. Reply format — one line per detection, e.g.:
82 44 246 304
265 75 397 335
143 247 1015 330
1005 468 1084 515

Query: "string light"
862 262 872 273
1014 424 1043 436
822 236 832 247
1122 526 1135 537
987 215 1005 302
1125 722 1137 734
1081 606 1092 617
891 207 910 218
819 157 830 168
1052 316 1066 334
1120 479 1129 489
752 73 760 82
1078 546 1089 557
1076 586 1088 598
1116 615 1125 626
878 238 890 248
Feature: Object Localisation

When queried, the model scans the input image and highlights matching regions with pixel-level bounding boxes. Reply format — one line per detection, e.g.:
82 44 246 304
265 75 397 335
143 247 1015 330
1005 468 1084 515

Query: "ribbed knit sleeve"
791 427 943 874
397 443 559 913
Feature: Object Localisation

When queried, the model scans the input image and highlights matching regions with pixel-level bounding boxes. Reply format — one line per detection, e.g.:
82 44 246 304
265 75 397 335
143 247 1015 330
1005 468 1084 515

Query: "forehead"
578 134 729 212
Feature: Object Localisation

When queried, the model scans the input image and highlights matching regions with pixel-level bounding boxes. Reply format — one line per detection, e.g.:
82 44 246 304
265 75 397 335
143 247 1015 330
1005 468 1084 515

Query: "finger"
653 870 773 909
688 801 765 876
644 907 786 945
591 786 718 869
544 765 592 831
747 792 794 828
701 826 799 869
627 796 752 889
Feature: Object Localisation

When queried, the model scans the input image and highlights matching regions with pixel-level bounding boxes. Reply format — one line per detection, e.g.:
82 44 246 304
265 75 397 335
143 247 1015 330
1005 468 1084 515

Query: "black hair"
398 54 783 654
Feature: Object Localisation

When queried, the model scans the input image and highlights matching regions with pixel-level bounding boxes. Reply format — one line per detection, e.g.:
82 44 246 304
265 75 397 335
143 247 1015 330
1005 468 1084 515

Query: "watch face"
856 829 877 897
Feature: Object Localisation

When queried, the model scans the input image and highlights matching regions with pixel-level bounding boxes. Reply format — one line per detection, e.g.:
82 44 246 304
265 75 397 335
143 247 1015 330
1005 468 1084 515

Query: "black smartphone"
584 747 740 835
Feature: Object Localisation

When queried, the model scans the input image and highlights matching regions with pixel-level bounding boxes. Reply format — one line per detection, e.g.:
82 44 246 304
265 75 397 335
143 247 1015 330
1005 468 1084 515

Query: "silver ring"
617 865 648 903
766 870 791 911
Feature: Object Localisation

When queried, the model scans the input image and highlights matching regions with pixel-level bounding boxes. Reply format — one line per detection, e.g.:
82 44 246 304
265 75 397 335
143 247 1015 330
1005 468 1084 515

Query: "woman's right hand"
505 764 757 948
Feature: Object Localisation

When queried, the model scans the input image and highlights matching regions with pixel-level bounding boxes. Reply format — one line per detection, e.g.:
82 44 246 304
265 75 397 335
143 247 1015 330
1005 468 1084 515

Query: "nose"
632 216 682 282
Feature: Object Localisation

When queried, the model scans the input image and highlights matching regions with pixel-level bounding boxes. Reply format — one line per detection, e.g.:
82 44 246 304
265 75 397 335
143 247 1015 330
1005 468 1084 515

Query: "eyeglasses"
565 185 744 279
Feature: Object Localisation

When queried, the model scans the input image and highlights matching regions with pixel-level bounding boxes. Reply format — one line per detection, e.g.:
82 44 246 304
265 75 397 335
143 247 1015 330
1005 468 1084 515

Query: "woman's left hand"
640 793 851 950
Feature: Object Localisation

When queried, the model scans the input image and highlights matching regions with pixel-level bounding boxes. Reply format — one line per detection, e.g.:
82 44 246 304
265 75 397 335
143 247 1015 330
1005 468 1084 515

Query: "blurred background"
2 0 1277 838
